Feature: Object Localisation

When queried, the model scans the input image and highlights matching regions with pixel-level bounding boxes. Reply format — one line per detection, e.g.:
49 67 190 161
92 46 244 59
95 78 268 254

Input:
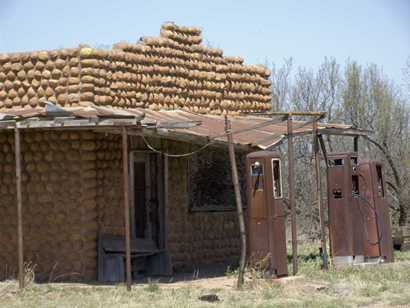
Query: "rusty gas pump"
327 153 394 266
246 151 288 277
327 153 364 265
358 160 394 263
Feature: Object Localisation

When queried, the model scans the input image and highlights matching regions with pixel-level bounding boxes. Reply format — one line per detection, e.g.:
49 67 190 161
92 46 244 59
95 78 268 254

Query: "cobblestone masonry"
0 23 272 115
0 131 242 280
0 130 98 281
167 155 241 271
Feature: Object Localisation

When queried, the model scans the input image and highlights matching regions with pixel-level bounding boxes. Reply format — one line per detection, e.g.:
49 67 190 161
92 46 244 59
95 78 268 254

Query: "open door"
98 151 170 282
129 151 171 276
130 152 161 246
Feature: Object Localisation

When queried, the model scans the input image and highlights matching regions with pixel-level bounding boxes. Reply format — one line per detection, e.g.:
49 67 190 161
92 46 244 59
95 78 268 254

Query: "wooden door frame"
129 150 167 249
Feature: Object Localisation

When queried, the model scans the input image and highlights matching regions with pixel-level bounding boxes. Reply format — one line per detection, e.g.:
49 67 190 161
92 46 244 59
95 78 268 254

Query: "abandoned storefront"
0 124 240 281
0 22 367 284
0 21 275 282
0 106 364 282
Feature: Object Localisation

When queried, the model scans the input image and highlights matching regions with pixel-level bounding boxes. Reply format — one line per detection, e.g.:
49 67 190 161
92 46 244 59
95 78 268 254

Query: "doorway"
129 151 165 249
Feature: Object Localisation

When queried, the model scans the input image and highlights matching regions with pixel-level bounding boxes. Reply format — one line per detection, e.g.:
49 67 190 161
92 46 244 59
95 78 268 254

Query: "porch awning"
141 109 368 150
0 104 368 150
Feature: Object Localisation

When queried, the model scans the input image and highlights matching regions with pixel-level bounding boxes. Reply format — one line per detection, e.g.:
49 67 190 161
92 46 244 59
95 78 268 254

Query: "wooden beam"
317 128 369 136
225 117 246 288
122 126 132 291
15 126 24 289
313 122 329 270
318 135 329 168
163 153 169 252
162 148 173 275
287 116 298 275
242 111 327 117
129 152 136 238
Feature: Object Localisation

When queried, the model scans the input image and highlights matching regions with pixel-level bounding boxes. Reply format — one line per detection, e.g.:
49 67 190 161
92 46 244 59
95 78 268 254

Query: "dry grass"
1 248 410 308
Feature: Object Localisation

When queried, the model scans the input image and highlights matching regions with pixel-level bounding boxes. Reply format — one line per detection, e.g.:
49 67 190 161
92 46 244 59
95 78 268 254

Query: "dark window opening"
333 189 343 199
351 157 358 166
134 161 146 238
352 175 359 197
251 162 264 176
272 159 282 199
376 165 385 197
351 157 358 172
188 148 246 211
251 162 264 191
329 158 344 166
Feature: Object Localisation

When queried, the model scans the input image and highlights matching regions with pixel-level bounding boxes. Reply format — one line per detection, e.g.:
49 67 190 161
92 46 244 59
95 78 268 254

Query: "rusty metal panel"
271 199 288 277
352 197 365 257
327 153 356 257
246 151 288 277
351 155 365 257
358 161 380 257
372 162 393 262
359 160 394 262
141 110 367 149
1 106 367 148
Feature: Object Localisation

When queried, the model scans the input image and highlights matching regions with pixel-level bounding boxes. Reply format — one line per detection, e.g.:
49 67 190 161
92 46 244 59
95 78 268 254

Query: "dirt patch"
159 276 236 290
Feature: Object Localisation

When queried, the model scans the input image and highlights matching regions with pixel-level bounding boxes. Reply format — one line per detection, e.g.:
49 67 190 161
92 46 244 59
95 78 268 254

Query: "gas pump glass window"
251 161 263 175
329 158 344 166
251 161 264 190
272 159 282 199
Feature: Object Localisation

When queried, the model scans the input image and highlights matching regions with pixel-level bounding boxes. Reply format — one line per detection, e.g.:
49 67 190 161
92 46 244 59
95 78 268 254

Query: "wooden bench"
98 234 168 282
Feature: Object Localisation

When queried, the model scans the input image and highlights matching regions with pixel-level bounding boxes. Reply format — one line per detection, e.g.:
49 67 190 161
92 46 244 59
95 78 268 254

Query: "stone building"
0 23 363 282
0 126 247 281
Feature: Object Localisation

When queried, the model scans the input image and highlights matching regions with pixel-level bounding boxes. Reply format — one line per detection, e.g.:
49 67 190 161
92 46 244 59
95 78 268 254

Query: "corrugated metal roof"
0 105 367 149
141 109 368 149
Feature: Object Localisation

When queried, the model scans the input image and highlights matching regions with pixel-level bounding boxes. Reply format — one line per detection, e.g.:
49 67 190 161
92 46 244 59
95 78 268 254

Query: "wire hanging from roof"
140 116 299 158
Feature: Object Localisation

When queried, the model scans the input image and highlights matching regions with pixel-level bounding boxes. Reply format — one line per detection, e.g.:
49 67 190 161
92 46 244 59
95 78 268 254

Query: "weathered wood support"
287 115 298 275
122 126 132 291
163 153 169 252
225 117 246 288
313 122 328 270
15 126 24 289
318 135 329 167
318 134 331 254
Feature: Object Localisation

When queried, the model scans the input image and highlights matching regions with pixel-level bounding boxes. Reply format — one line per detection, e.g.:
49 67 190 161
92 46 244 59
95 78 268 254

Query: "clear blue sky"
1 0 409 85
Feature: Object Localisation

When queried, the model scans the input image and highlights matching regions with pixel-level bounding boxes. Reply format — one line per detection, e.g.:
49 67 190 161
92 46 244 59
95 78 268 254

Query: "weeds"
0 248 409 307
23 261 36 287
144 280 160 293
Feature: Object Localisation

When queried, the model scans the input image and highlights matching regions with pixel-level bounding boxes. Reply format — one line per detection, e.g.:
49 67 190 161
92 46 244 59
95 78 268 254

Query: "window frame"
271 158 283 199
187 150 247 213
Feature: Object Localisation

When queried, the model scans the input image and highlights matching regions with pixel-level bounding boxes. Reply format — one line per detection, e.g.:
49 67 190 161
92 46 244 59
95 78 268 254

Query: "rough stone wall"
0 131 244 280
0 23 271 114
95 134 124 236
0 130 98 281
0 130 130 281
166 146 242 271
92 137 243 271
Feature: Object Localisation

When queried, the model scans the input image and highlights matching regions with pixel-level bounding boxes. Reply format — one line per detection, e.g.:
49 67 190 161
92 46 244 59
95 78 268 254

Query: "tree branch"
362 135 402 189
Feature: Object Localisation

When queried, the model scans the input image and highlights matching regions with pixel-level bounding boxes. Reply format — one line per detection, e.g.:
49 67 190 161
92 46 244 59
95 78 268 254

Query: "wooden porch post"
287 115 298 275
163 154 169 252
15 126 24 289
313 121 328 270
225 117 246 288
122 126 132 291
